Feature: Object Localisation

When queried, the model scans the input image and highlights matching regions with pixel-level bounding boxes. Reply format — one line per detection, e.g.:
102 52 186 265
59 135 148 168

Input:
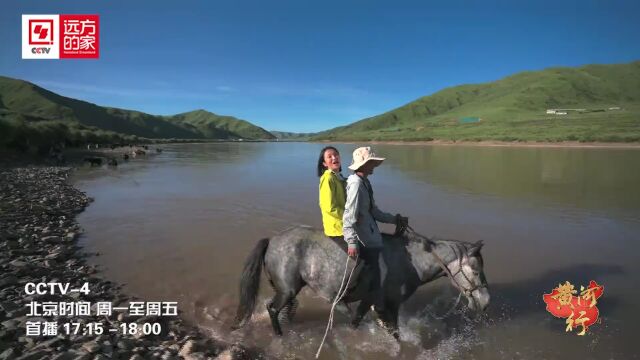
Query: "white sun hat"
348 146 386 171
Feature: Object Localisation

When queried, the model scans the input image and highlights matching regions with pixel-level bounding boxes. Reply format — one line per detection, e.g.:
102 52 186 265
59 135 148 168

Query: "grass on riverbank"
0 117 252 157
0 118 141 154
313 61 640 143
314 106 640 143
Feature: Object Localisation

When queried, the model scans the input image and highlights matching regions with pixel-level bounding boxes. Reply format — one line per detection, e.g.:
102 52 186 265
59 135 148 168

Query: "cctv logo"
29 19 55 55
22 15 58 59
22 14 100 59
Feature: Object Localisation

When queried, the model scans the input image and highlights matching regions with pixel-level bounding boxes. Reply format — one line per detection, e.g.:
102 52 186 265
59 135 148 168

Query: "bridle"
404 226 488 311
440 240 488 298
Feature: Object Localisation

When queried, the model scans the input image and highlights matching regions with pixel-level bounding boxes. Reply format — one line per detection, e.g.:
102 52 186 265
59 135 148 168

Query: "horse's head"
419 236 490 313
441 240 490 313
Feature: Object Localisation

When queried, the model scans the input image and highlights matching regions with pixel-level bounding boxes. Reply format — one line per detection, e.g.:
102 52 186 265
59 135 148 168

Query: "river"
72 142 640 359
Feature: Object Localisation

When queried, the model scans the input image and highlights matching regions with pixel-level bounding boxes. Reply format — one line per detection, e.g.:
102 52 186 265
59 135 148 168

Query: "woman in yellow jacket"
318 146 347 244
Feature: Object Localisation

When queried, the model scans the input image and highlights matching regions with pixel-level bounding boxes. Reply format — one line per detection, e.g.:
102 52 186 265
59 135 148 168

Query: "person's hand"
394 214 409 236
396 214 409 227
348 246 359 259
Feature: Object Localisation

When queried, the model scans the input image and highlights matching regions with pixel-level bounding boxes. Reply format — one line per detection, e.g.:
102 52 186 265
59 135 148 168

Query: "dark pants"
360 247 383 310
329 236 384 310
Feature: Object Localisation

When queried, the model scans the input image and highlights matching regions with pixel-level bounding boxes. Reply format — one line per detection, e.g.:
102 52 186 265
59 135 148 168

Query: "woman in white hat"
342 146 408 327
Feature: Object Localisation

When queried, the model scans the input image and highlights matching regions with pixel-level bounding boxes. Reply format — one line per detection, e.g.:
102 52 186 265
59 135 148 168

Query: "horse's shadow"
400 263 624 349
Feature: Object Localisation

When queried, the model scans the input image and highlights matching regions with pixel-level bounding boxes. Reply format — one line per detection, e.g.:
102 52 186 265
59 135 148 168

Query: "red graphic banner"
59 15 99 59
543 280 604 335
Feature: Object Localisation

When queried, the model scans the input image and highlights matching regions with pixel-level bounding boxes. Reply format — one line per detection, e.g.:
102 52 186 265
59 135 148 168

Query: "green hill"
313 61 640 142
0 76 199 139
0 76 274 152
167 110 274 140
270 131 315 140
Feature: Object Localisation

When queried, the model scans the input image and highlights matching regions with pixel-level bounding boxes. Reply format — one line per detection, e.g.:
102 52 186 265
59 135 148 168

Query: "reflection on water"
379 145 640 212
73 143 640 359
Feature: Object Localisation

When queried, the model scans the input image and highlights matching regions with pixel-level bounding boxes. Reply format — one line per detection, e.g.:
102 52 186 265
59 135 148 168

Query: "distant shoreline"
313 139 640 149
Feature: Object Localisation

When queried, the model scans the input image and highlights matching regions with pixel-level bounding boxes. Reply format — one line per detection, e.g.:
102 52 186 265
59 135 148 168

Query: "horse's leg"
278 298 299 324
336 301 352 317
264 240 306 336
370 302 400 340
351 298 372 328
267 291 294 336
379 303 400 340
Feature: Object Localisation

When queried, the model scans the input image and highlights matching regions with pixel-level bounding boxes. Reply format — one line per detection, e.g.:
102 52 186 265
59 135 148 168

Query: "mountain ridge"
0 76 275 144
312 61 640 142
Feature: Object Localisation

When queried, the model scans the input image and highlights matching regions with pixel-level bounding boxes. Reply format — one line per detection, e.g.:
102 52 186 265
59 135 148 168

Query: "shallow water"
73 142 640 359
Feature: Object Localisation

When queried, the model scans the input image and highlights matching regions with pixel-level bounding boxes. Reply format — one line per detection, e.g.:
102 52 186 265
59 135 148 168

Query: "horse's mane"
392 229 475 247
385 229 484 265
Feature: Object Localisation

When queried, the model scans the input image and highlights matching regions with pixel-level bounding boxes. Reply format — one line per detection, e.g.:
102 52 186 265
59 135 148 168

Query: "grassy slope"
0 76 200 139
313 61 640 142
270 131 315 140
166 110 275 140
0 76 275 142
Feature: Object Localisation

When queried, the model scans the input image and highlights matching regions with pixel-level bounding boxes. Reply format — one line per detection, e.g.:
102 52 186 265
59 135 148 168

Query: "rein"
315 253 358 358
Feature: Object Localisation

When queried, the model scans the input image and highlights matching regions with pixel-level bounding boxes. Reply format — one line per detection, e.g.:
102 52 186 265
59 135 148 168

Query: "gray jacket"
343 174 396 249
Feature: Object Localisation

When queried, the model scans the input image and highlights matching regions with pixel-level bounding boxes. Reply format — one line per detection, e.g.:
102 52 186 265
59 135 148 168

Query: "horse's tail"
233 237 270 328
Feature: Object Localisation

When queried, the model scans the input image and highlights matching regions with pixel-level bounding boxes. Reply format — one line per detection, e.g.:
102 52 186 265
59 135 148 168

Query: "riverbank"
0 145 162 169
0 167 261 359
316 139 640 149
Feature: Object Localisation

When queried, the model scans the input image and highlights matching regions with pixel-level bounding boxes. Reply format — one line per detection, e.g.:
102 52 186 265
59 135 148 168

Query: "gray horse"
234 225 489 338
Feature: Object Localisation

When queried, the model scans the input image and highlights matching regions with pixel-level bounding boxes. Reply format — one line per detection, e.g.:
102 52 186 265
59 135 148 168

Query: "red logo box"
59 15 99 59
29 19 54 45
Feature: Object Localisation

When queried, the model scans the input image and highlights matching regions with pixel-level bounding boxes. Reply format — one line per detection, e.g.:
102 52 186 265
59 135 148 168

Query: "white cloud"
32 80 230 101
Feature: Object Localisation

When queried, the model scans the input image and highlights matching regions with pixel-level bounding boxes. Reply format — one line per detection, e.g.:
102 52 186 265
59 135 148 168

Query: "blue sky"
2 0 639 132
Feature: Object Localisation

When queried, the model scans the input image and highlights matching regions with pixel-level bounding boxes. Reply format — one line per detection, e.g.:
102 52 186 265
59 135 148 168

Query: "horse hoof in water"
375 318 400 340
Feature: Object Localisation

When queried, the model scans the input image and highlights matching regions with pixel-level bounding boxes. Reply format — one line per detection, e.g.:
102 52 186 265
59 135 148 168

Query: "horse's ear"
468 240 483 256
